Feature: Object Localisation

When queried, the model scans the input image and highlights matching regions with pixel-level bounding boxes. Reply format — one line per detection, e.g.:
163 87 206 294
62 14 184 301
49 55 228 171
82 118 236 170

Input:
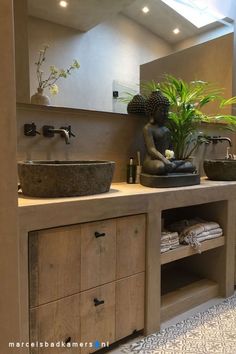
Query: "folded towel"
161 246 171 253
168 218 220 234
161 231 179 241
161 231 180 253
179 223 221 241
161 243 180 253
180 230 223 253
197 227 223 239
168 218 222 253
197 230 223 243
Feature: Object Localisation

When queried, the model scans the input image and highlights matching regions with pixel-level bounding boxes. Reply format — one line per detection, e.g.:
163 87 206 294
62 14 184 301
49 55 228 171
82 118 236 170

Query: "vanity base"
140 173 200 188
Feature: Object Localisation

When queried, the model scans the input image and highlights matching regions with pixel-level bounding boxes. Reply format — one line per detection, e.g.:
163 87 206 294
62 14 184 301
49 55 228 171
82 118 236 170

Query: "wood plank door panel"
80 219 116 291
30 293 80 354
116 273 145 341
29 225 81 307
80 283 115 353
116 214 146 279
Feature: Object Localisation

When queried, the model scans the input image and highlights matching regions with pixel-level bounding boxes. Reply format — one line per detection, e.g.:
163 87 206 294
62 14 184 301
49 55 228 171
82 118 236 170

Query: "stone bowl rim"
204 159 236 163
18 160 115 167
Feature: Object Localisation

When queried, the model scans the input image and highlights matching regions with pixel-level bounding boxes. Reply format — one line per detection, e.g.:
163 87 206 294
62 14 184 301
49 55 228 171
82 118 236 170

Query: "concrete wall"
0 0 20 352
14 0 30 103
17 104 148 182
174 25 233 52
140 34 233 116
28 14 172 112
17 104 235 181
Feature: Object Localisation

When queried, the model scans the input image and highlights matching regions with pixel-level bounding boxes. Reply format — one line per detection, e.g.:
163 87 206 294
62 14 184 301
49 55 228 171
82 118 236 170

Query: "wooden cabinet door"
29 225 81 307
116 214 145 279
80 219 116 291
30 293 80 354
80 283 115 353
116 273 145 341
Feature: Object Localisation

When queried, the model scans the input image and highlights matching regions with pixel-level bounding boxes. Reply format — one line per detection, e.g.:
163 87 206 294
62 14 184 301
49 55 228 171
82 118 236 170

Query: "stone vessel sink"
204 159 236 181
18 160 115 197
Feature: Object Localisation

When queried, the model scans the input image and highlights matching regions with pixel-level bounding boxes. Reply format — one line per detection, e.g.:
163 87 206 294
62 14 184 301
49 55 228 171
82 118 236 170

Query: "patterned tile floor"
109 295 236 354
120 294 236 354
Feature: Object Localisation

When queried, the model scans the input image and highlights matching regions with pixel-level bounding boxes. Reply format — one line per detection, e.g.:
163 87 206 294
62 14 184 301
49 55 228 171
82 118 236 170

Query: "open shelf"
161 236 225 265
161 262 220 322
161 278 219 322
159 200 231 323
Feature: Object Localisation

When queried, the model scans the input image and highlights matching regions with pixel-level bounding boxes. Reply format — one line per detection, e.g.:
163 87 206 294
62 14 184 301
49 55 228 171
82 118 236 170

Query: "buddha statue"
143 91 195 175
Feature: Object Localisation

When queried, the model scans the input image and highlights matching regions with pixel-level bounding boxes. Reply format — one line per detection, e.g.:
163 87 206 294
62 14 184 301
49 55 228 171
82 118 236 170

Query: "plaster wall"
14 0 30 103
174 26 233 52
140 34 233 116
28 14 172 112
17 104 234 181
17 104 147 182
0 1 20 352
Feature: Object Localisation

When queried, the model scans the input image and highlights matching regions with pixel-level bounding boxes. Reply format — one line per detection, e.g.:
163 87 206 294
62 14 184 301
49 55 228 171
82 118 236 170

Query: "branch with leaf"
35 45 80 95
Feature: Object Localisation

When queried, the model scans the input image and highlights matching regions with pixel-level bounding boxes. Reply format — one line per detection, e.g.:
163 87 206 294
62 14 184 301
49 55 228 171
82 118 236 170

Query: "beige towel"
161 231 179 253
197 230 223 242
168 218 222 254
180 229 223 253
168 218 220 234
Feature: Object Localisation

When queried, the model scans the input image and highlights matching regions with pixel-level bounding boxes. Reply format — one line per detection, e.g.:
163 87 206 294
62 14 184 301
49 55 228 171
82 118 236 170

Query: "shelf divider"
161 236 225 265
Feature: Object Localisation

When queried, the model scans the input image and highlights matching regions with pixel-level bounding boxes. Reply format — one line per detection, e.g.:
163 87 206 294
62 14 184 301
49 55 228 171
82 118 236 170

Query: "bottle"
127 157 136 184
135 151 142 183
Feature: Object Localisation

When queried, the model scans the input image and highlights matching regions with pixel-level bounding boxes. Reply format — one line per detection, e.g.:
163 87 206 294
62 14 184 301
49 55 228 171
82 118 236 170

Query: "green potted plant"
141 74 236 160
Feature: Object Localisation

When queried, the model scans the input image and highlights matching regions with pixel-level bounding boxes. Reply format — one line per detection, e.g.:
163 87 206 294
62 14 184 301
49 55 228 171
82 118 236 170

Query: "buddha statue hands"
142 91 195 176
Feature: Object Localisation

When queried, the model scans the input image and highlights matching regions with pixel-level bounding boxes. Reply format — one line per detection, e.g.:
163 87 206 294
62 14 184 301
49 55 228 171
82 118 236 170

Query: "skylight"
161 0 225 28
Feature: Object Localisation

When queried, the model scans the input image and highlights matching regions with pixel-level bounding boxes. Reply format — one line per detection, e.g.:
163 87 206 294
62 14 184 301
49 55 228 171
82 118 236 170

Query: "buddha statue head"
145 91 170 125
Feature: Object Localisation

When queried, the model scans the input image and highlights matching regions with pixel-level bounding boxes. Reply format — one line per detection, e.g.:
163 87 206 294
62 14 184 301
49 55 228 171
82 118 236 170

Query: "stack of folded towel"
161 231 179 253
167 217 223 253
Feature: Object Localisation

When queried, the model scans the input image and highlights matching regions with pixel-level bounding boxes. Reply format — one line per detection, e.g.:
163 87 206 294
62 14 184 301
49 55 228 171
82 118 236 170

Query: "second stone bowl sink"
204 159 236 181
18 160 115 197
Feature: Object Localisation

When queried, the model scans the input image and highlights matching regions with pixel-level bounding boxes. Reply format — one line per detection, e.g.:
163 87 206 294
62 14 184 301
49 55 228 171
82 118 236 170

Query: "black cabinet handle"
94 298 105 306
65 337 71 344
94 231 106 238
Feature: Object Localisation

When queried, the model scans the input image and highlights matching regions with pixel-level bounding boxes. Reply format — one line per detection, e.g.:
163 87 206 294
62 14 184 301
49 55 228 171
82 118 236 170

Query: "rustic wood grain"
29 225 81 306
80 282 115 354
30 293 81 354
80 219 116 291
116 273 145 341
116 214 146 279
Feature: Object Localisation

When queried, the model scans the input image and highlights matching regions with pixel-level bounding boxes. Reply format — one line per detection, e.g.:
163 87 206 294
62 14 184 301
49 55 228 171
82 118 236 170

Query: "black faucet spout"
207 136 232 147
51 128 70 144
42 125 70 144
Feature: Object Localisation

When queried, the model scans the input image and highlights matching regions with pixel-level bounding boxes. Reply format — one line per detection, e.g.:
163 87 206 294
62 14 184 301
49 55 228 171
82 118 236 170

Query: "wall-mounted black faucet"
60 125 76 138
205 136 232 147
42 125 76 144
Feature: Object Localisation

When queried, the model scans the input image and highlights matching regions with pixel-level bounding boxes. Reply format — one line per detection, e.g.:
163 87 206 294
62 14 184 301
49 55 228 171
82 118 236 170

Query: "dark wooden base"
140 173 200 188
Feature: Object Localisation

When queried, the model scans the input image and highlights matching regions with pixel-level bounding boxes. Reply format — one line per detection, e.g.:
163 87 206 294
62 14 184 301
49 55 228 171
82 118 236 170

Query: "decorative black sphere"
145 91 170 116
127 94 146 115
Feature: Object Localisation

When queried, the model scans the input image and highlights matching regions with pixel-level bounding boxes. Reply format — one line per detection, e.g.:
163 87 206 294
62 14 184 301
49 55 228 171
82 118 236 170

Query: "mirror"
14 0 234 114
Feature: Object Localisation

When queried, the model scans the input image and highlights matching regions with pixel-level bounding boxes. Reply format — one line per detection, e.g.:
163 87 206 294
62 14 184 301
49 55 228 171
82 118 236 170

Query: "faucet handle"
24 122 40 136
42 125 55 137
60 126 76 138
